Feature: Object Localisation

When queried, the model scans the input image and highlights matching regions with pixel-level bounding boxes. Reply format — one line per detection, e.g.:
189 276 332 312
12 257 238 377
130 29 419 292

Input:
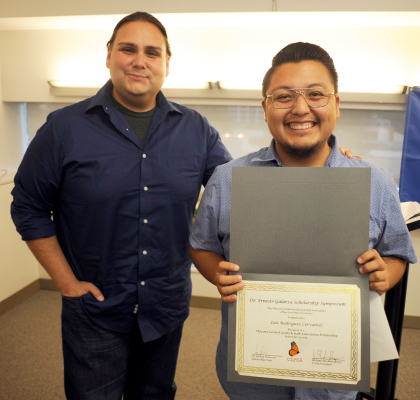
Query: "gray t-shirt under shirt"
112 97 156 146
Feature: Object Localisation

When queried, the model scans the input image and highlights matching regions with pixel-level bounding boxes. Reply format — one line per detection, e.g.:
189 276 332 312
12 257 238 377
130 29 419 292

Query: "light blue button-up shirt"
190 135 417 400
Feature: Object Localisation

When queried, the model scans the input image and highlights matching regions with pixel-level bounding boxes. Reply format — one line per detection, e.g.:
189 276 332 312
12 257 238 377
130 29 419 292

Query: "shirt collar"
323 134 343 167
86 79 183 115
250 139 284 166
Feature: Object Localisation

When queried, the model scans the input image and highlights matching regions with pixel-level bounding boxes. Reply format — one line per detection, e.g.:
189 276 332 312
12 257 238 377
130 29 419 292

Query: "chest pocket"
167 155 202 202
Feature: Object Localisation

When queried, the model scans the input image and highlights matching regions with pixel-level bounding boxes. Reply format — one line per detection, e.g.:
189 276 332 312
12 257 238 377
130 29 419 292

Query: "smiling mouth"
287 122 316 130
127 73 148 79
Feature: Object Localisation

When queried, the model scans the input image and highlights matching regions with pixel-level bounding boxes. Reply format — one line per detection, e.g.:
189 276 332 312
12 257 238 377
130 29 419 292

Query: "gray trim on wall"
403 316 420 330
39 278 58 291
1 280 419 329
0 280 40 316
190 296 221 310
39 280 223 310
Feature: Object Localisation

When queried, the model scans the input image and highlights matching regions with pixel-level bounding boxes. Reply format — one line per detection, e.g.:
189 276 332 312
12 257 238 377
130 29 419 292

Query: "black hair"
262 42 338 97
107 11 172 57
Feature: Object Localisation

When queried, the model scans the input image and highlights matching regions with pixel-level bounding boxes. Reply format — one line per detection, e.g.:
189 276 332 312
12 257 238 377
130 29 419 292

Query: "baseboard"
403 315 420 329
0 280 40 316
3 281 418 326
190 295 221 310
39 278 59 291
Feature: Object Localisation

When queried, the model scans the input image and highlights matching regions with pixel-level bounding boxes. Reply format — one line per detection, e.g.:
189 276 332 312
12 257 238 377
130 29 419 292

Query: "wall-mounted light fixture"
47 80 409 110
338 85 407 95
218 81 407 95
48 81 105 88
49 80 407 95
48 80 102 97
208 81 222 89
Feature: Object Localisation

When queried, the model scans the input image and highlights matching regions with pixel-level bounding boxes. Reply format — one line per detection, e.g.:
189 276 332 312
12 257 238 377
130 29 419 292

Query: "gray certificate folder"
228 167 371 392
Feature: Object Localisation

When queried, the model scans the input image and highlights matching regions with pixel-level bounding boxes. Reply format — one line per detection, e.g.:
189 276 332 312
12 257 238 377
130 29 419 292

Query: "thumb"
86 283 105 301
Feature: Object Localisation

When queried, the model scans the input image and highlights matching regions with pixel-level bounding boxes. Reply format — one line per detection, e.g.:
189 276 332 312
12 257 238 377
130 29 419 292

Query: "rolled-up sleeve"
201 117 232 186
11 116 63 241
370 169 417 264
190 167 226 256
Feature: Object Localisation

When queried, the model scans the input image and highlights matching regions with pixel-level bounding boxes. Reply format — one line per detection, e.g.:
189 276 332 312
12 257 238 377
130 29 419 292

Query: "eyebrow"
117 42 163 52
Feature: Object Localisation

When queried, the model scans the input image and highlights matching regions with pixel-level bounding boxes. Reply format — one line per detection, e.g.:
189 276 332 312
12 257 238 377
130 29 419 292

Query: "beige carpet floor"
0 290 419 399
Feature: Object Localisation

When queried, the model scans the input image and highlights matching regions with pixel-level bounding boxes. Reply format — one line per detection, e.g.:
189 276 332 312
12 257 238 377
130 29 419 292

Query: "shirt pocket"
167 155 203 202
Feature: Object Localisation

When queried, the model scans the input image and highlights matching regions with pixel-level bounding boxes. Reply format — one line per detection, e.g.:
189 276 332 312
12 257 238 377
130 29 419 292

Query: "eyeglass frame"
265 87 336 109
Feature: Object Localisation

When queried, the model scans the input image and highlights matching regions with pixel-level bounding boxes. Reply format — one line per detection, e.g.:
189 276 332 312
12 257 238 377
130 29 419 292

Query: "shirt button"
143 154 147 158
140 281 145 286
144 186 148 191
144 219 148 224
126 128 129 131
143 250 147 255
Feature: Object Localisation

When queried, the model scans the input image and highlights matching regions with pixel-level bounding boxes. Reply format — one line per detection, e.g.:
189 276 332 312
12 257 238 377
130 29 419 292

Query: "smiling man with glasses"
189 42 416 400
261 49 341 168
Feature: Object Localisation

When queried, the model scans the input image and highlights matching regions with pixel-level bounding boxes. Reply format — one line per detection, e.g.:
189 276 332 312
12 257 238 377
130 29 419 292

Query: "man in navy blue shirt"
11 12 232 400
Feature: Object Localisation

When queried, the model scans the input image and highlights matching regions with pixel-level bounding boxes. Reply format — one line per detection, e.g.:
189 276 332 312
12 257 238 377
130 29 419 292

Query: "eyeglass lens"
271 88 330 108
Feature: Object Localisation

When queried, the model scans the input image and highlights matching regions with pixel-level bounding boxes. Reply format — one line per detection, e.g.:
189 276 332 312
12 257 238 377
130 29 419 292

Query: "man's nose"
291 93 311 114
133 52 146 68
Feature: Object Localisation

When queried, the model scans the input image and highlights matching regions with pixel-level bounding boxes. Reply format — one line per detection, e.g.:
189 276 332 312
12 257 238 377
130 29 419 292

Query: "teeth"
288 123 314 130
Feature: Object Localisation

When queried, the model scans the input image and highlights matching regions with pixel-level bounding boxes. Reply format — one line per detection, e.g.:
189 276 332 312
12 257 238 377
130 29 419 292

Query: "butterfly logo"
289 341 300 357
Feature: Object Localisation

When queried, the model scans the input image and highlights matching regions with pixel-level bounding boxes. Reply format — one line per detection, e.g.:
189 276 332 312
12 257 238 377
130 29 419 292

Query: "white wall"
0 178 40 302
191 270 220 298
1 22 420 103
0 57 26 172
0 29 111 104
0 52 40 301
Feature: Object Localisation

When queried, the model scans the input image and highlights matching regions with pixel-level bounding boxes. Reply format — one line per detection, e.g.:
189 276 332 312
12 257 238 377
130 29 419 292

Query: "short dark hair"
107 12 172 57
262 42 338 98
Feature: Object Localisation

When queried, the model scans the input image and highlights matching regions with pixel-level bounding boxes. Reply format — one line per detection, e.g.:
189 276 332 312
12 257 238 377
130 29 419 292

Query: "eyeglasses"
266 88 336 109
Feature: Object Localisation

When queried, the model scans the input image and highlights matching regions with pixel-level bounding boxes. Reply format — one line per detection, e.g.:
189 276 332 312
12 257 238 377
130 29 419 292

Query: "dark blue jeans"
61 295 183 400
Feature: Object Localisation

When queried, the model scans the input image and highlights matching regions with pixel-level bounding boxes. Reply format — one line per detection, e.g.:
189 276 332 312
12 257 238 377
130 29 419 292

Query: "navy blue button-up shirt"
11 80 232 341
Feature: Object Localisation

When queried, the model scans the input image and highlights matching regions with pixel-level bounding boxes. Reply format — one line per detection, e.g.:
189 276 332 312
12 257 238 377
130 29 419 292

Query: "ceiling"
1 0 420 18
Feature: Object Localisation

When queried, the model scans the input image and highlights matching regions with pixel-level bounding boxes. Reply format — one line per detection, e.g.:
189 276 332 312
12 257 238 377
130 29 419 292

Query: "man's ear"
165 56 170 78
262 99 267 122
335 95 340 119
106 45 112 69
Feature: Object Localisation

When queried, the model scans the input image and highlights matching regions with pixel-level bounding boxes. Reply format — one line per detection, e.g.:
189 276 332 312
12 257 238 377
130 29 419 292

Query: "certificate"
228 167 371 391
235 281 361 385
